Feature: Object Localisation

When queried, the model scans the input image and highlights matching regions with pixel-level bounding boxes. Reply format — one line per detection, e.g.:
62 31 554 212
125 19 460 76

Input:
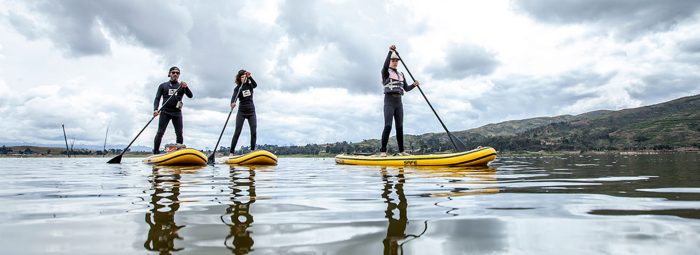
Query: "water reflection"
222 166 257 254
2 155 699 253
414 166 499 198
380 167 408 255
416 166 510 253
377 166 502 254
379 167 435 254
144 166 201 254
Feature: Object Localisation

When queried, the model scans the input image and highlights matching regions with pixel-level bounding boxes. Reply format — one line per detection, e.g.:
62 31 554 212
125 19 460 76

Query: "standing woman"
153 66 193 154
229 69 257 156
379 45 420 157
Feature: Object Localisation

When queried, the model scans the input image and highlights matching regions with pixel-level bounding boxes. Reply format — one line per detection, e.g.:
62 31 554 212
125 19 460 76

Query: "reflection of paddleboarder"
144 168 184 253
381 167 408 255
223 166 257 253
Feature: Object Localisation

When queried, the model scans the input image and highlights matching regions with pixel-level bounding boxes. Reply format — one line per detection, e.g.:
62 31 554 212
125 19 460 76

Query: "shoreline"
2 149 697 158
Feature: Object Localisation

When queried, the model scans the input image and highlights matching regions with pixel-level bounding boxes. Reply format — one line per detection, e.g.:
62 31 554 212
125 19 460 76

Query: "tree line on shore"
0 145 132 156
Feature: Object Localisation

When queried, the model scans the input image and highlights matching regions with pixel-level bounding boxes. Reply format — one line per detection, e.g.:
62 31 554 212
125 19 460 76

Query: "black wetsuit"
153 80 193 154
230 77 257 153
380 51 416 153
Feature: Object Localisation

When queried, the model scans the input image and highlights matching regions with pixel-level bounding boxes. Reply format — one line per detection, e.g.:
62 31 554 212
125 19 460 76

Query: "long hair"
235 70 246 86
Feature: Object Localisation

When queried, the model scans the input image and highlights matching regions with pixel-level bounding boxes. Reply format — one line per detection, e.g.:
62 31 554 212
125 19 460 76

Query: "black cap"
168 66 180 77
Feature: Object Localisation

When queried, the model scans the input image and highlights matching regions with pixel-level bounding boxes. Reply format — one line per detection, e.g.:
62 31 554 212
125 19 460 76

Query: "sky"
1 0 700 151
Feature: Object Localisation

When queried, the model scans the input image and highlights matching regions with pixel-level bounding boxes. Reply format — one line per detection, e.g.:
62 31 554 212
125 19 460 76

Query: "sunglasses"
170 71 180 74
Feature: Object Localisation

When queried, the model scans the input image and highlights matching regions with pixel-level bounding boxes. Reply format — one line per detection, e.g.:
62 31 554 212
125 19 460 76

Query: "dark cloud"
173 2 279 99
427 43 499 80
6 12 40 40
679 37 700 54
274 0 422 93
514 0 700 40
23 0 189 56
634 73 700 102
42 4 110 56
675 37 700 70
471 71 615 122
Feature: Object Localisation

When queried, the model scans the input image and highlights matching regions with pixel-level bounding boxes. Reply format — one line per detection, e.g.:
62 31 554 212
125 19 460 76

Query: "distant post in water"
62 124 71 158
103 124 109 156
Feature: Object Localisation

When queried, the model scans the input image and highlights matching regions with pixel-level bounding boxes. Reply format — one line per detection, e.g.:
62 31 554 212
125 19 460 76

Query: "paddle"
107 86 182 164
207 85 243 165
393 49 468 152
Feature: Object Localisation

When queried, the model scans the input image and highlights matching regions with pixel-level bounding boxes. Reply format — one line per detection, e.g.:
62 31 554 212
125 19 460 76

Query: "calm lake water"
1 154 699 254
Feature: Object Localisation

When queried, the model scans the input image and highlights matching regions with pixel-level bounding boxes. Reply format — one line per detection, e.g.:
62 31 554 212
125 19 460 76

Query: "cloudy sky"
1 0 700 151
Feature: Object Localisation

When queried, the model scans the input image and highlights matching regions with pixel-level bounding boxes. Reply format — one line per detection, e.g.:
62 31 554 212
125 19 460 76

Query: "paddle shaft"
393 50 465 151
109 86 182 162
208 85 242 164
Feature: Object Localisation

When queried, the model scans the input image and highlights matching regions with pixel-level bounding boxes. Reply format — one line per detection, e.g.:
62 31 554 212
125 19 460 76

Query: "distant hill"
458 110 613 138
271 93 699 154
470 93 700 151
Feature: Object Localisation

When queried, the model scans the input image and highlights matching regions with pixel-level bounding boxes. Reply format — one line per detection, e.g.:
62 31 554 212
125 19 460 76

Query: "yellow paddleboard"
224 150 278 165
335 147 497 167
143 148 208 166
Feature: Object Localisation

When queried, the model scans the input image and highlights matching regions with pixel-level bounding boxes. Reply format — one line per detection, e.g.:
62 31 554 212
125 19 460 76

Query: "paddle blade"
107 154 123 164
207 153 216 165
448 133 468 152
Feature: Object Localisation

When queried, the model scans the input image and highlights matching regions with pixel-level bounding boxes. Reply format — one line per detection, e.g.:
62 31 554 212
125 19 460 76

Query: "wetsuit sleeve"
153 84 163 111
402 72 416 92
248 77 257 89
183 86 193 98
381 51 391 84
231 85 241 104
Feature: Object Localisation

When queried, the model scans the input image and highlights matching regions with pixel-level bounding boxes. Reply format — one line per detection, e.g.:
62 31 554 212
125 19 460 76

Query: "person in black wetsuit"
152 66 193 154
229 69 257 155
380 45 420 157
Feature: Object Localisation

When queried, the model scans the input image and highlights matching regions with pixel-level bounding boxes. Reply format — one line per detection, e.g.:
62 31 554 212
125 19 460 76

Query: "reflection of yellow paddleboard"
224 150 278 165
412 166 500 197
335 147 497 167
143 148 208 166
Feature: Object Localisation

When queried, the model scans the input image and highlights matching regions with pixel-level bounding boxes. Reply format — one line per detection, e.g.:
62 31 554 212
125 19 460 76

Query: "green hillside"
286 93 700 154
450 94 700 152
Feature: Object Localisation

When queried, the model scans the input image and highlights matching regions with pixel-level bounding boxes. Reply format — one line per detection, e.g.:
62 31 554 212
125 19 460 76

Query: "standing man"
153 66 193 154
